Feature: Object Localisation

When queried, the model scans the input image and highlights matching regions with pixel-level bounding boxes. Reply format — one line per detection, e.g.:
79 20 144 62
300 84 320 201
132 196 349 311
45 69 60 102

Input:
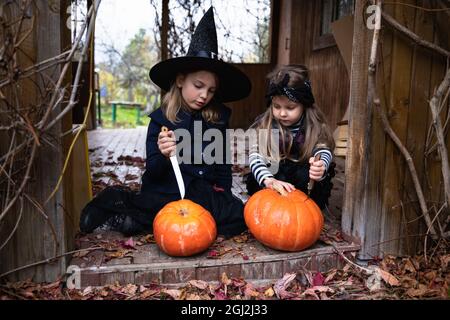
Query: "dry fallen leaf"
273 273 297 299
376 267 400 286
189 280 209 290
324 269 338 284
221 272 232 286
403 258 417 273
162 289 182 300
264 287 275 297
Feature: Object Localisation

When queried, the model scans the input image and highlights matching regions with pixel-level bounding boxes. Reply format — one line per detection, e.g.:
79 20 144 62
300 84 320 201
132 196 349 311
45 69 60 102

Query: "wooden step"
69 231 360 289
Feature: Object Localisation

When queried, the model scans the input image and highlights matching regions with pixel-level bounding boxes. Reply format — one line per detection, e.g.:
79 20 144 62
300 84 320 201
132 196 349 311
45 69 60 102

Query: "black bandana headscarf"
266 74 315 107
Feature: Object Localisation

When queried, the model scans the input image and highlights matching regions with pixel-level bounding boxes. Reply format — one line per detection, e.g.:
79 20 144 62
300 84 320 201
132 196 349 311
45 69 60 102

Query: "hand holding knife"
307 153 321 196
161 126 185 199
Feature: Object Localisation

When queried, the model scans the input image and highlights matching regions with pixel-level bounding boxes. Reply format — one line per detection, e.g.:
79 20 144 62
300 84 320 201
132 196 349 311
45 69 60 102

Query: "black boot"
79 203 111 233
102 214 149 236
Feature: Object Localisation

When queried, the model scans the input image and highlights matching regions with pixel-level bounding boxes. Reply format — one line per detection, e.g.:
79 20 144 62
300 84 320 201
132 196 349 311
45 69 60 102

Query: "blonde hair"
161 71 222 124
253 64 335 163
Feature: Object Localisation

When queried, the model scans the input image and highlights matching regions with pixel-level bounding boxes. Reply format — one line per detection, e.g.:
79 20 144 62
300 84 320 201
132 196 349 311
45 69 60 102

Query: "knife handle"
307 153 321 195
160 126 175 158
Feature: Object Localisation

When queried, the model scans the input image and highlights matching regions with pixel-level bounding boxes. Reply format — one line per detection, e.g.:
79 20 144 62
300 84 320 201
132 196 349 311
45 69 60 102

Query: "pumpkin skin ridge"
304 198 323 247
260 191 281 249
196 210 217 248
244 190 265 240
277 196 292 250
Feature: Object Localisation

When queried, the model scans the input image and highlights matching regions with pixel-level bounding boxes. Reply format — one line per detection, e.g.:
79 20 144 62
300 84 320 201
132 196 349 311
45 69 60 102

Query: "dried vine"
0 0 101 261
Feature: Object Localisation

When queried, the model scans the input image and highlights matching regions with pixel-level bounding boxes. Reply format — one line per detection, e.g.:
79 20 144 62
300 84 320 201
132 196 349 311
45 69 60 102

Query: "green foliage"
96 28 159 127
99 104 150 129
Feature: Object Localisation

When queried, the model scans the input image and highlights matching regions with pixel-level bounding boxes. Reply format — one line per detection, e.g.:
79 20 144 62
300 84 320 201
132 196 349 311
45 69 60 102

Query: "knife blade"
161 126 185 199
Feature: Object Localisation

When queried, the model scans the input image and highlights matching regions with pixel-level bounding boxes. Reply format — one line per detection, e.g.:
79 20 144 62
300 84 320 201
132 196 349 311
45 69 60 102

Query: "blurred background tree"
95 0 271 128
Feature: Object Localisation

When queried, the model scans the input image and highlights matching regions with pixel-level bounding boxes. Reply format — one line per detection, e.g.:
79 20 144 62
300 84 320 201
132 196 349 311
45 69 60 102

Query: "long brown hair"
252 64 335 163
160 71 222 124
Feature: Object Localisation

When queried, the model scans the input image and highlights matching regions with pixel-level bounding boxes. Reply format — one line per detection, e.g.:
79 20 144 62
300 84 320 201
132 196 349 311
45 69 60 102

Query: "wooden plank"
78 242 360 274
100 272 135 286
196 266 220 282
135 270 163 285
8 1 68 282
241 262 264 279
227 64 273 129
399 0 435 255
263 261 283 279
177 267 196 283
276 0 292 65
423 27 448 237
341 0 372 252
379 0 416 257
219 264 242 279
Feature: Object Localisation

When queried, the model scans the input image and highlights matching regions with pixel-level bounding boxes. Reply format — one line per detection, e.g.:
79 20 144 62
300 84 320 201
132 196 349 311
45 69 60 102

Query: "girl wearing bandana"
245 64 336 209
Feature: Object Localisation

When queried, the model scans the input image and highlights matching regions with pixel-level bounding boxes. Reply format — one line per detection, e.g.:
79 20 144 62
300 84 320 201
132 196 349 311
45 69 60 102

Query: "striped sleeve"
249 145 274 186
313 148 333 181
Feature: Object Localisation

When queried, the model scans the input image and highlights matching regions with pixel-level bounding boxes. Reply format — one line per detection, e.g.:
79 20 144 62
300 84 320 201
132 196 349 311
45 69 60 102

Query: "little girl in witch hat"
80 7 251 237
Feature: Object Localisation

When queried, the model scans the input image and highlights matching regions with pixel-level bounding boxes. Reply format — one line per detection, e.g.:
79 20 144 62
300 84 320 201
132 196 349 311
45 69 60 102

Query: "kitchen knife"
161 126 185 199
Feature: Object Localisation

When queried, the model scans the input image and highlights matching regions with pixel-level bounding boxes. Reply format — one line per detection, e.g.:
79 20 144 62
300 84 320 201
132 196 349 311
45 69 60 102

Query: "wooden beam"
161 0 168 61
341 0 372 252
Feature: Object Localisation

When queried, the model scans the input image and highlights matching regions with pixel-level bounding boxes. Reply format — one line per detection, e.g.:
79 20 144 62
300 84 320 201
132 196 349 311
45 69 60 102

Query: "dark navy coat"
140 104 232 195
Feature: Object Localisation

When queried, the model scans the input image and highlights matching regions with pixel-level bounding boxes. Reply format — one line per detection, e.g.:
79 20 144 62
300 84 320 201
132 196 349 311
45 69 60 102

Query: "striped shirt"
249 117 333 186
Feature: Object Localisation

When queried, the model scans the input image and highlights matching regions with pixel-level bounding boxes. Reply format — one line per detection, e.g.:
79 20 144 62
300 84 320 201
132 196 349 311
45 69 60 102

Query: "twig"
428 68 450 213
41 0 100 131
381 10 450 58
0 246 103 279
331 243 372 274
384 1 450 12
0 287 27 300
0 196 23 252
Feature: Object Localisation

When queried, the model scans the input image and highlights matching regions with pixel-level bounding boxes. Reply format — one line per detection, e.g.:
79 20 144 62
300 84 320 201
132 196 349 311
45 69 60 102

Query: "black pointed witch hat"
149 7 251 103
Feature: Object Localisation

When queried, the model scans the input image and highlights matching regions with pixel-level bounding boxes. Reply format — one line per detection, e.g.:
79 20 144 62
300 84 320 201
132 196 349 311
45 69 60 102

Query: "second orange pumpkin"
244 189 323 251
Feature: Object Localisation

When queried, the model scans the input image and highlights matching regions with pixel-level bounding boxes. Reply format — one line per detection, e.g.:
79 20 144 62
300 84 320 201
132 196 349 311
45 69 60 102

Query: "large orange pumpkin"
153 199 217 256
244 188 323 251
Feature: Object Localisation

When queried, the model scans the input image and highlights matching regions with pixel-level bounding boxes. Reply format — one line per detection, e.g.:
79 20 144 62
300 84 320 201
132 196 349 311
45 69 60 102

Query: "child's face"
176 70 217 111
271 95 304 126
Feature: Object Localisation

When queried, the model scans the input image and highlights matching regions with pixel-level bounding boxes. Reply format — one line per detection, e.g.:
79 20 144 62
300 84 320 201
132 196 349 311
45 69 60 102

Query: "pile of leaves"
1 243 448 300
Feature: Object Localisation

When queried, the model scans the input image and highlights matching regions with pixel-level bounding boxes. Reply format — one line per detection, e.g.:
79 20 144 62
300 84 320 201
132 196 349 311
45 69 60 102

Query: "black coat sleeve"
145 119 170 178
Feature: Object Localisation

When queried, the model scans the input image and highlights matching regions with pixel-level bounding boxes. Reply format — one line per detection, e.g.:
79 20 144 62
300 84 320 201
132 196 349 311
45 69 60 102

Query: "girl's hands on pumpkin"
158 129 176 157
263 177 295 194
309 157 325 181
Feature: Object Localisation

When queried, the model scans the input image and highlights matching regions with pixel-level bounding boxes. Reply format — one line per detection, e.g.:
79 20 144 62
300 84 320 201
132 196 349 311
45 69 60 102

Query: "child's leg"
186 179 247 238
243 172 263 196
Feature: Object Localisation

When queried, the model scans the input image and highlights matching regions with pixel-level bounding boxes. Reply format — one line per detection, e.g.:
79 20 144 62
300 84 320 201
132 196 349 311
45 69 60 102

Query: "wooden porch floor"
71 127 358 288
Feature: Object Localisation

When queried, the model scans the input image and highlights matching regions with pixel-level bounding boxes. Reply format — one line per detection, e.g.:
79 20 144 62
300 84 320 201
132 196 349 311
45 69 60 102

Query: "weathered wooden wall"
226 0 280 129
342 0 450 259
0 1 74 282
276 0 350 133
227 64 275 129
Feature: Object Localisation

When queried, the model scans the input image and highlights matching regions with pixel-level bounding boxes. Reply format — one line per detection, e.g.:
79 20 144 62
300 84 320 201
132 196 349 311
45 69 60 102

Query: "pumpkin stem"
179 208 189 216
272 184 288 196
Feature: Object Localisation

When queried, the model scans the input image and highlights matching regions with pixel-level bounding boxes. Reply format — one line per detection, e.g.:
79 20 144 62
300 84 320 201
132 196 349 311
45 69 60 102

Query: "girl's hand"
309 157 325 181
263 177 295 194
158 129 176 157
